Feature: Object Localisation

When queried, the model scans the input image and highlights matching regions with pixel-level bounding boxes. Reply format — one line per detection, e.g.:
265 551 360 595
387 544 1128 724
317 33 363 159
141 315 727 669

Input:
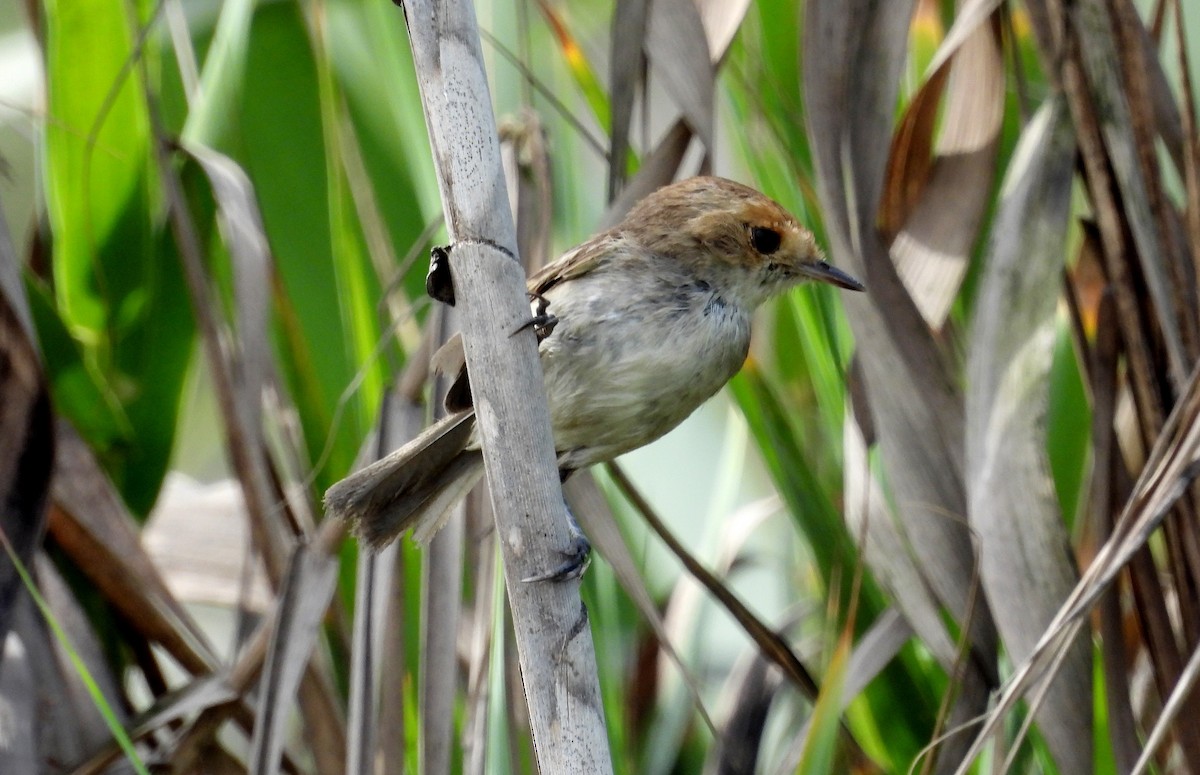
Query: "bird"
325 176 863 578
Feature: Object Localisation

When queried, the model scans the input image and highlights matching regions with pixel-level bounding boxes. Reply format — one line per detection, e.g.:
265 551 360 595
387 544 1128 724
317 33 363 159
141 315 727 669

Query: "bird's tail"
324 410 485 550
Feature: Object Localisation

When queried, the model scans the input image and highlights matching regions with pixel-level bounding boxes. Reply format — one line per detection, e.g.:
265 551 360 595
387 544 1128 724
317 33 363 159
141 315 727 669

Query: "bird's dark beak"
800 260 866 292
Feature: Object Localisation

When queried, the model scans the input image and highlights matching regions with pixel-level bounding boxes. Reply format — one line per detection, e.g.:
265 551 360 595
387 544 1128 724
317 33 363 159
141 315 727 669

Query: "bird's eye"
750 226 782 255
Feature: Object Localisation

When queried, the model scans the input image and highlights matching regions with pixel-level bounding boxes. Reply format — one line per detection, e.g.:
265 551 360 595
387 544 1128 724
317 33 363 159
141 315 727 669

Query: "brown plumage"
325 176 863 550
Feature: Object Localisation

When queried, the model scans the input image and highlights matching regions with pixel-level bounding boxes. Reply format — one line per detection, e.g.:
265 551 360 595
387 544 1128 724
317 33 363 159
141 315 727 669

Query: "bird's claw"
522 500 591 583
511 312 559 342
433 247 557 343
522 532 592 583
511 292 558 342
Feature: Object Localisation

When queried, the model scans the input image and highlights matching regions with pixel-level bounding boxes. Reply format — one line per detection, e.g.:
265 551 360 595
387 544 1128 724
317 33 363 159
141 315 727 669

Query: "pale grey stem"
400 1 613 771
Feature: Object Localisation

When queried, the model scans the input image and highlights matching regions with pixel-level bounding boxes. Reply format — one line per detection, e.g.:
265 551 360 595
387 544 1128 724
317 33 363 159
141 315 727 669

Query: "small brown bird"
325 176 863 576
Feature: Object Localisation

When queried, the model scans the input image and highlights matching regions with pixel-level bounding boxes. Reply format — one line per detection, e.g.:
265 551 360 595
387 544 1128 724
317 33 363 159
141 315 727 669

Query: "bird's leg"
436 244 556 341
510 292 558 342
522 468 591 583
521 501 592 583
426 245 456 305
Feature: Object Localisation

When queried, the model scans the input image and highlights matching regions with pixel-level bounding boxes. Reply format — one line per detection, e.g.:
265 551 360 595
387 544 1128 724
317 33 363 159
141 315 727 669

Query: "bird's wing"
431 332 466 379
431 333 472 412
435 232 619 413
526 232 617 296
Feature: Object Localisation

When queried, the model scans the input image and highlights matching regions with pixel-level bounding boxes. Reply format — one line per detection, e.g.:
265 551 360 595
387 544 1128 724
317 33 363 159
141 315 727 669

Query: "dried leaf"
803 0 999 681
695 0 753 62
70 674 244 775
804 4 1002 767
181 143 273 437
602 0 748 214
155 130 290 586
1071 0 1190 386
886 10 1005 326
248 544 340 775
965 97 1091 773
28 557 129 770
608 0 649 197
879 65 947 241
133 676 239 740
600 120 693 229
0 615 39 773
842 416 962 667
647 0 715 154
50 424 218 675
0 206 51 652
499 110 554 273
346 394 424 774
954 358 1200 772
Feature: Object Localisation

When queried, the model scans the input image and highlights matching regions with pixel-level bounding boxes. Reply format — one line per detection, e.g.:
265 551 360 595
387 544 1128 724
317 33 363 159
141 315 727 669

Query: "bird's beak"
799 260 866 292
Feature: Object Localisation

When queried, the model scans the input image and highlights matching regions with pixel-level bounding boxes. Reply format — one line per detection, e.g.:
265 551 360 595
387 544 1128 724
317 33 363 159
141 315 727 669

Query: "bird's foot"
431 247 556 346
510 292 558 342
522 502 591 583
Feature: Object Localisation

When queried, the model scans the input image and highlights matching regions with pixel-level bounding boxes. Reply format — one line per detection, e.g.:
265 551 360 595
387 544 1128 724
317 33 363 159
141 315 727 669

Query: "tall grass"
1 0 1198 772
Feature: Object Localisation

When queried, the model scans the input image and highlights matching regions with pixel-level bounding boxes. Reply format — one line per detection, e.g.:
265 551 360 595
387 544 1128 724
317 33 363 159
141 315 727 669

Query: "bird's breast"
537 274 752 468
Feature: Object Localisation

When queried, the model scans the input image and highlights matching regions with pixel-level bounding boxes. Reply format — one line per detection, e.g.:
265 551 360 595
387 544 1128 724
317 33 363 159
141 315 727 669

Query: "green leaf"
43 0 151 335
1046 319 1091 530
106 220 196 515
795 631 849 775
24 276 130 447
237 3 378 481
42 0 195 515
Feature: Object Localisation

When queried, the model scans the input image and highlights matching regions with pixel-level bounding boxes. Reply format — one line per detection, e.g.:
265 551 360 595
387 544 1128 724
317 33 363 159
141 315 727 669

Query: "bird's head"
620 176 864 307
